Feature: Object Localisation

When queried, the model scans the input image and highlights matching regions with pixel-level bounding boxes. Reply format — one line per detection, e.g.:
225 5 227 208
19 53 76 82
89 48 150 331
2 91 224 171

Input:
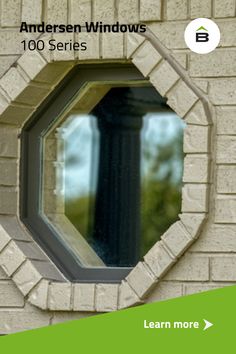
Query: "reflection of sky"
63 112 185 199
63 115 99 199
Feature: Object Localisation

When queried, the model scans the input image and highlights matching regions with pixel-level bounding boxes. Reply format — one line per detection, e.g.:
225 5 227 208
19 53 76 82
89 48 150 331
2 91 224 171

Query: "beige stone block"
36 34 52 62
0 127 18 157
144 241 175 278
79 32 99 60
172 53 187 69
18 51 47 80
52 34 75 61
216 106 236 135
73 283 95 311
215 196 236 223
0 241 25 276
0 269 10 284
0 68 29 101
0 304 50 334
22 0 42 24
96 284 119 312
0 267 8 279
0 32 25 55
47 0 67 24
0 188 18 215
102 33 124 59
147 282 182 302
150 60 179 96
183 155 209 183
167 81 198 118
1 0 21 27
192 79 208 93
118 281 141 309
28 279 49 310
190 0 211 18
182 184 208 213
0 267 9 280
179 213 205 239
184 125 209 153
161 222 191 257
216 136 236 163
13 260 42 295
184 101 209 126
211 257 236 281
150 22 187 49
190 50 236 77
49 282 72 310
0 160 18 186
71 0 91 24
0 224 11 251
132 41 162 77
118 0 139 23
52 312 92 324
214 0 236 17
217 166 236 194
165 253 209 281
190 224 236 252
218 20 236 47
140 0 162 21
209 79 236 105
93 0 115 23
184 283 221 295
0 56 18 78
166 0 188 20
126 262 156 298
126 33 145 58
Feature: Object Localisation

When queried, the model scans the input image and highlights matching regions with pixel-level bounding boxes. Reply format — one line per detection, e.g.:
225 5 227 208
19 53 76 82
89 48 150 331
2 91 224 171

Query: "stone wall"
0 0 236 334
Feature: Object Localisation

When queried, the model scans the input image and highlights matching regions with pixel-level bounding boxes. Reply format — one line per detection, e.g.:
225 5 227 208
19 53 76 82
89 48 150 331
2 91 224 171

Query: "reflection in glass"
64 115 99 244
141 113 185 256
41 84 185 268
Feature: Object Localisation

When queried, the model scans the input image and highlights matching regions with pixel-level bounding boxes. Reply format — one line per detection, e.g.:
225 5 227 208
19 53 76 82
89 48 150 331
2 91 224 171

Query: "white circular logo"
184 18 220 54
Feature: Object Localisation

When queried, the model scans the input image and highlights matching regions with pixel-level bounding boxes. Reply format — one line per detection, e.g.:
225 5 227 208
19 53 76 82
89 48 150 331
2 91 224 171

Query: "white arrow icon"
203 319 213 331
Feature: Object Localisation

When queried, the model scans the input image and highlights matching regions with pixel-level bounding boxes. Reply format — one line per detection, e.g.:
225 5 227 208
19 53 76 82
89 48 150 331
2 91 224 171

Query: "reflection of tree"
66 195 95 243
141 129 184 256
65 121 184 260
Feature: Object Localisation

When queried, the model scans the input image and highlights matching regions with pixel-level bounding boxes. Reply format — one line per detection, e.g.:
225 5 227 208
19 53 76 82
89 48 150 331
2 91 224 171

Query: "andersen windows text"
20 21 146 33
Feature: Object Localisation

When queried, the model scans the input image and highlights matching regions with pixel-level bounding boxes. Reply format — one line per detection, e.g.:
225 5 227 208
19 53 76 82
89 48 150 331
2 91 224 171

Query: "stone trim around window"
0 31 212 312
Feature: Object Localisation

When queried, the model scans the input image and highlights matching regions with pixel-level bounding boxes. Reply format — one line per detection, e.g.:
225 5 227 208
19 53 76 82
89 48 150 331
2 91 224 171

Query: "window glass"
41 84 185 268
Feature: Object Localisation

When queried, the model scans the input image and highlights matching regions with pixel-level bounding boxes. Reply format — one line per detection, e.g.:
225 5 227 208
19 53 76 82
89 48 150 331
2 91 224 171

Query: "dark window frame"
20 64 148 283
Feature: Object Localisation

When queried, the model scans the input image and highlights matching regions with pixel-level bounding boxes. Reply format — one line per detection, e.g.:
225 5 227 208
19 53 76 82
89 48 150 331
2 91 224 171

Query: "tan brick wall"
0 0 236 333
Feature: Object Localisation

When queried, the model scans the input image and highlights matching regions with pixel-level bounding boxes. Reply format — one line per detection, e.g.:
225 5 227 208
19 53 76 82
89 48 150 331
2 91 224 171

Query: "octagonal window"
21 65 185 282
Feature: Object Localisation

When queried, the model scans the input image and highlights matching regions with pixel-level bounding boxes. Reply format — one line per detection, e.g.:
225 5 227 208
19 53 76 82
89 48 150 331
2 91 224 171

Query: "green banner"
1 285 235 353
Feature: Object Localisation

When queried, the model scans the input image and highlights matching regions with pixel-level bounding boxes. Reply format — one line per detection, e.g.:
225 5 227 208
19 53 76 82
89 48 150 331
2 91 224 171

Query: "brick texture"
214 0 236 18
0 0 235 335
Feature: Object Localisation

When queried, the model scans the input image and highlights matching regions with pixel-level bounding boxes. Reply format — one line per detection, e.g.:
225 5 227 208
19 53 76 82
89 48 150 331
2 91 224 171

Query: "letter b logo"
196 33 209 42
184 18 220 54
